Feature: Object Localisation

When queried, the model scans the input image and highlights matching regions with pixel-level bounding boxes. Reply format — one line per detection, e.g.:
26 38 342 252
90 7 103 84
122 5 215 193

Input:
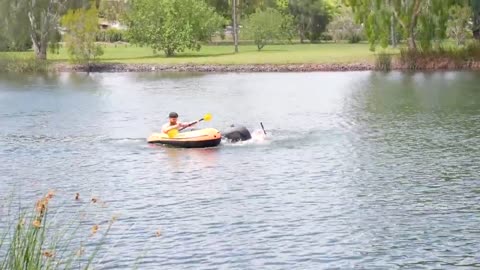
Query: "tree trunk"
474 29 480 40
299 28 306 43
474 12 480 40
407 27 417 50
28 11 47 60
472 14 480 40
31 34 42 59
34 43 47 60
165 48 175 57
408 0 421 50
392 0 421 50
390 15 396 47
232 0 238 53
28 0 52 61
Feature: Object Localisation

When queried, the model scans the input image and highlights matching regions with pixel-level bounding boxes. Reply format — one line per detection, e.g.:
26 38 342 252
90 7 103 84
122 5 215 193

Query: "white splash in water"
251 129 268 143
223 129 270 146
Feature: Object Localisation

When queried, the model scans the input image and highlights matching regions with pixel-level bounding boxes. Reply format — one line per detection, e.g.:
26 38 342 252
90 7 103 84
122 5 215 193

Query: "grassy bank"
3 42 480 72
46 43 394 65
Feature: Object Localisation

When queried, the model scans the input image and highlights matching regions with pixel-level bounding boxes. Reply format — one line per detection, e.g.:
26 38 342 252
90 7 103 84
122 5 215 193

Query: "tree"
206 0 231 19
326 5 363 43
99 0 128 22
0 1 32 51
472 0 480 39
447 5 473 45
243 8 292 50
240 0 278 16
0 0 91 59
346 0 464 50
61 6 104 66
126 0 224 57
206 0 278 22
345 0 456 51
289 0 334 43
276 0 289 11
0 1 28 51
26 0 72 60
233 0 239 53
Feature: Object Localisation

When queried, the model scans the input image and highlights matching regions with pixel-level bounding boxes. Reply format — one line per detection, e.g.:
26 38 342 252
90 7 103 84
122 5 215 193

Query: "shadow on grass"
99 48 289 61
47 47 291 64
100 52 238 61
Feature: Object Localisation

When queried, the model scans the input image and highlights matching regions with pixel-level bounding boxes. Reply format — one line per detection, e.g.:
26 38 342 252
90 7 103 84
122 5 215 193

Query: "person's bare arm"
162 124 179 134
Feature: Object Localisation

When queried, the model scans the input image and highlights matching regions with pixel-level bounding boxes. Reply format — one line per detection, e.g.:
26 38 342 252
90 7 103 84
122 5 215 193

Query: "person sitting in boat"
162 112 196 134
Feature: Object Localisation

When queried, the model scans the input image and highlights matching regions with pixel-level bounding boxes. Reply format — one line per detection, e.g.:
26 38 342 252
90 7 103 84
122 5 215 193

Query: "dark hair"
169 112 178 118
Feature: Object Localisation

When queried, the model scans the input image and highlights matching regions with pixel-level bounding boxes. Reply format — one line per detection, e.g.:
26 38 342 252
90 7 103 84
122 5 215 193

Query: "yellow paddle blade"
203 113 212 121
167 129 179 138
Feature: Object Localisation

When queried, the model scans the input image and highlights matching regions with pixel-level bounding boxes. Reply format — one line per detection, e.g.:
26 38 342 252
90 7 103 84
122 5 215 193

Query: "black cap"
169 112 178 118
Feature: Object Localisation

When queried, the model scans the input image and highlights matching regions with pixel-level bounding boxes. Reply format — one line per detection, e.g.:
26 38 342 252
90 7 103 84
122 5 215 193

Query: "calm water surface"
1 71 480 269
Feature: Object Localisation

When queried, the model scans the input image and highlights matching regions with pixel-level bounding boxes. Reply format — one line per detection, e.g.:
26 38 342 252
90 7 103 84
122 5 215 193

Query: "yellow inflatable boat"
147 128 222 148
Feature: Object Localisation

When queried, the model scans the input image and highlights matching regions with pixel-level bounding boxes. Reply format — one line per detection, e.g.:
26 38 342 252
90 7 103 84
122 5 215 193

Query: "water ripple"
1 71 480 269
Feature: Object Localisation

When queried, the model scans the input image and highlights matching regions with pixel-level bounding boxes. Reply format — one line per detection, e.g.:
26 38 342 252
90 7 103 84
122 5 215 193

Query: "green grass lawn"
44 42 398 65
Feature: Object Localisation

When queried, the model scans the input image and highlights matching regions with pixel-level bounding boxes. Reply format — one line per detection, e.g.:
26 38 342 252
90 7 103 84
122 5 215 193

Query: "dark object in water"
223 125 252 142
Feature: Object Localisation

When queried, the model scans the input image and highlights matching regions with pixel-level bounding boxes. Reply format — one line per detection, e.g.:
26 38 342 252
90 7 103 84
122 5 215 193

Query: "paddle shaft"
260 122 267 135
179 118 204 131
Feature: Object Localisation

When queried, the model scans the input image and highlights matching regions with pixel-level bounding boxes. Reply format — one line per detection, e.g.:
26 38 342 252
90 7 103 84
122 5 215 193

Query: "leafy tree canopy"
126 0 224 56
243 7 293 50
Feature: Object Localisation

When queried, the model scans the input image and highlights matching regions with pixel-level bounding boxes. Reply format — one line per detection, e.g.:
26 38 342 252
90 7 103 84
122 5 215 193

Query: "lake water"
1 71 480 269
